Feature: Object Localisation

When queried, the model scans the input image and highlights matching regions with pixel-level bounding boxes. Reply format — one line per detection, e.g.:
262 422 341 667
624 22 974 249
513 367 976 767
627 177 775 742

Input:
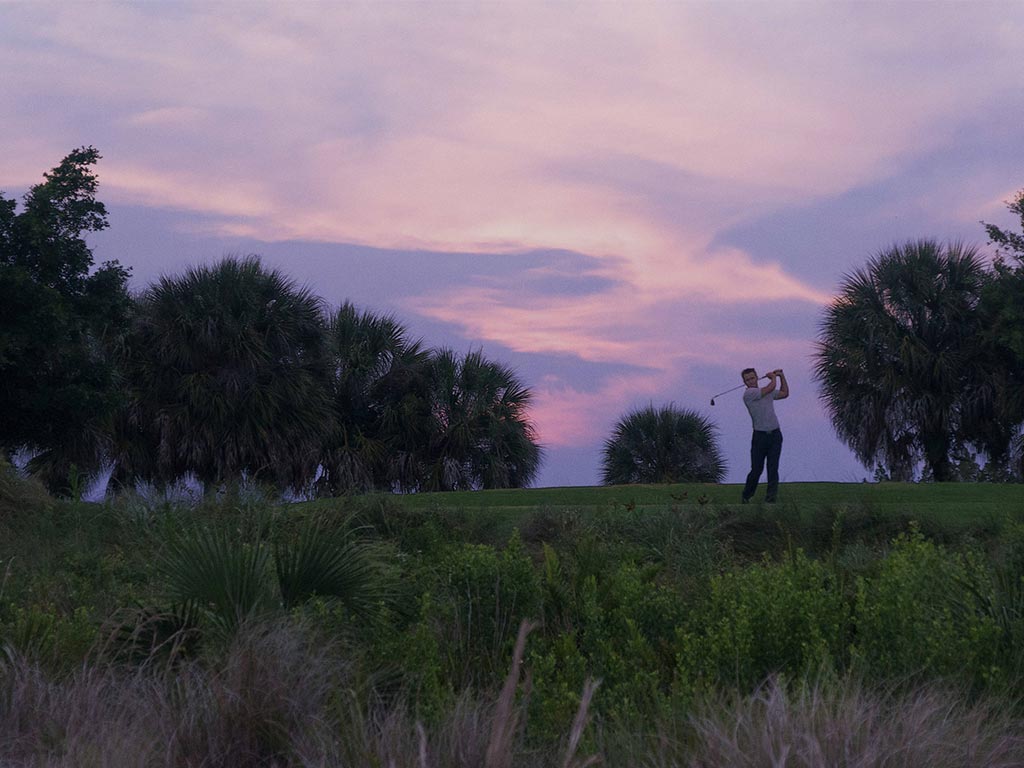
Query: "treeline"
3 147 1024 493
1 148 541 496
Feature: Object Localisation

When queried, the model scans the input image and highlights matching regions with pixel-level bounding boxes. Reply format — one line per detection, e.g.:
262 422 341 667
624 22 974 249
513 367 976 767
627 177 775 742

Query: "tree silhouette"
0 147 131 493
601 404 725 485
319 302 432 494
423 349 542 491
116 256 334 492
814 240 998 481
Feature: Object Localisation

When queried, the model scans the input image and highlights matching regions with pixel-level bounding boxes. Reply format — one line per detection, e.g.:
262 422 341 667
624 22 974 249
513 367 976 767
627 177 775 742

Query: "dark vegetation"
814 199 1024 482
2 149 542 496
814 240 1024 482
0 147 131 494
601 404 726 485
3 467 1024 764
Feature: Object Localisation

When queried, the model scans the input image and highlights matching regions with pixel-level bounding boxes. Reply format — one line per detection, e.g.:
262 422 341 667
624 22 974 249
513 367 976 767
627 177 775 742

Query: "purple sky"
3 2 1023 487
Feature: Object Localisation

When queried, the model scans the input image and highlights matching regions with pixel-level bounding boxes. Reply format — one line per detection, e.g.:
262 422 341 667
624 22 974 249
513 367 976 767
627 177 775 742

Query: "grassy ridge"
341 481 1023 527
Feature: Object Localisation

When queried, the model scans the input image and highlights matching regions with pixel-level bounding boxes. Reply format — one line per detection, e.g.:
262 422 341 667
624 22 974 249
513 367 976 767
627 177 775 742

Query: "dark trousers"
742 429 783 502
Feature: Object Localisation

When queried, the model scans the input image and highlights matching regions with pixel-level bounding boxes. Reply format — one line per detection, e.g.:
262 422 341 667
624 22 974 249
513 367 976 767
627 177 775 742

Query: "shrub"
678 550 850 691
0 604 96 672
852 529 1002 684
988 520 1024 681
529 553 684 737
417 532 541 689
601 404 725 485
157 526 275 639
148 512 389 645
0 458 52 521
274 517 386 613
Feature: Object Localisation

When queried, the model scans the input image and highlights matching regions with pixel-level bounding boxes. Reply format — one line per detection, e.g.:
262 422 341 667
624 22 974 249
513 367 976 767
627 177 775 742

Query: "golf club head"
710 398 715 406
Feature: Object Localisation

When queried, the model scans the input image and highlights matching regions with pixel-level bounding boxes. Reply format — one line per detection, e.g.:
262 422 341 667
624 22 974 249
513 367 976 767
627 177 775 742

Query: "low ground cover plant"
2 473 1024 764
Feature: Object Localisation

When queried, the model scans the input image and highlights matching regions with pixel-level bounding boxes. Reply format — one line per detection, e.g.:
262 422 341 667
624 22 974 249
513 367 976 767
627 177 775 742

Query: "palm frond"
274 516 386 615
157 525 274 637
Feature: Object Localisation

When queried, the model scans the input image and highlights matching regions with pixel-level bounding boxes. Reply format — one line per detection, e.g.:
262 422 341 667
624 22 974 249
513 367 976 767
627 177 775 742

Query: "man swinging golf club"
740 367 788 504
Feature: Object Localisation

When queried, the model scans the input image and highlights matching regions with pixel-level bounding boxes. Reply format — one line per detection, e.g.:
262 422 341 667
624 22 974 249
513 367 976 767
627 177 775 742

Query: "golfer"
740 367 788 504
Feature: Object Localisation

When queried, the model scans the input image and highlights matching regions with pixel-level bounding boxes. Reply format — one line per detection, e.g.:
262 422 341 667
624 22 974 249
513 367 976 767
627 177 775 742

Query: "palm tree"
813 240 994 481
114 256 334 492
601 404 725 485
319 302 432 494
423 349 543 491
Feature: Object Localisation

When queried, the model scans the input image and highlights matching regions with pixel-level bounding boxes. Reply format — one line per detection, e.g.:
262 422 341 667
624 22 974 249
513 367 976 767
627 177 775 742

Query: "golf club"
710 374 769 406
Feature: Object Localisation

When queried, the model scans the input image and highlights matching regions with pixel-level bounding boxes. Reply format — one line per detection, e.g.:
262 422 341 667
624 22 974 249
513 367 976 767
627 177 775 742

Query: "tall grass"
684 676 1024 768
0 458 52 520
3 619 1024 766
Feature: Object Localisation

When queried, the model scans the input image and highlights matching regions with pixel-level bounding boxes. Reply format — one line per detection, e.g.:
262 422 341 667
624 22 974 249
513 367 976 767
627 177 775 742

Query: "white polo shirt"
743 386 781 432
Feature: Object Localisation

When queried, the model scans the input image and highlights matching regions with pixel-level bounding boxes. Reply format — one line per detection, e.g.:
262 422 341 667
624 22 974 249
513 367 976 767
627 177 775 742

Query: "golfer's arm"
776 371 789 399
759 376 776 397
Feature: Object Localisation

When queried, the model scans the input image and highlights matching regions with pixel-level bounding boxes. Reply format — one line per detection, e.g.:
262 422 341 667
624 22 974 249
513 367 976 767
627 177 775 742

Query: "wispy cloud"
2 1 1021 483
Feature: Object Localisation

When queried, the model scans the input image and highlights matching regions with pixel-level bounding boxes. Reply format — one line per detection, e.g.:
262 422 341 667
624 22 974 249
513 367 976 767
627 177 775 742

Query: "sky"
2 1 1023 488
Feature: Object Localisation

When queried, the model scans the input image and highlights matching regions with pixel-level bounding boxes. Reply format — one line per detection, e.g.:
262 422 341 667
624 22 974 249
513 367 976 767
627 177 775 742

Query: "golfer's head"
741 368 758 387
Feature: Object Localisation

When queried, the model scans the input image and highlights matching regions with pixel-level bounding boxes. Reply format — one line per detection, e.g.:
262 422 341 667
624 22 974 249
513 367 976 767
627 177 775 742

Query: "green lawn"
346 481 1024 529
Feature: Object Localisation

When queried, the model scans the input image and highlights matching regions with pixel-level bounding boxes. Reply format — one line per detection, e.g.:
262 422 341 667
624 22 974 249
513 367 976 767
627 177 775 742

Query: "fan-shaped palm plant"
602 404 725 485
114 256 334 492
274 518 386 613
158 526 274 638
424 349 542 491
813 240 993 481
319 302 432 494
154 515 387 641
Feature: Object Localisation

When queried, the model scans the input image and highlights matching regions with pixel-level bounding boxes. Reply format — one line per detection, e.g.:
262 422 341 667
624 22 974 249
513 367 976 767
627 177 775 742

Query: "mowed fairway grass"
309 480 1024 538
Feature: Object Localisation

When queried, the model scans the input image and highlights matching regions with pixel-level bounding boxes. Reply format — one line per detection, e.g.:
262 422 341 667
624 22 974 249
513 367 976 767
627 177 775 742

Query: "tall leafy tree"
979 188 1024 476
0 147 131 493
115 256 334 492
983 188 1024 263
423 349 542 491
813 240 999 481
601 404 725 485
319 302 432 494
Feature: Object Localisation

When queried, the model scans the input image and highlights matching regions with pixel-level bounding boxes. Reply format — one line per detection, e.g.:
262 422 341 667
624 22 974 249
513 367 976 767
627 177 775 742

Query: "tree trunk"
922 432 952 481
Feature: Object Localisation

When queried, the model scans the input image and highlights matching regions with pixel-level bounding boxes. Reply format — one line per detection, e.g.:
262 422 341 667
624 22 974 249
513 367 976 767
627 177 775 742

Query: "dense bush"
0 458 52 519
602 404 725 485
528 555 682 736
416 533 541 689
677 550 849 691
852 529 1002 683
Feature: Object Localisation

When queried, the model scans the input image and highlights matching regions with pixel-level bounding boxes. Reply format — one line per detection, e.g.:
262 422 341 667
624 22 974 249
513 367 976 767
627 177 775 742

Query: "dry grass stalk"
7 616 1024 768
484 618 537 768
562 677 601 768
418 720 429 768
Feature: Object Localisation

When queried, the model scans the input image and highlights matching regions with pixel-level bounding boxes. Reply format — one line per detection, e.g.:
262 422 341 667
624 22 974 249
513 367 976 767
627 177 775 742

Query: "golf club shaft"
711 383 745 399
710 374 769 400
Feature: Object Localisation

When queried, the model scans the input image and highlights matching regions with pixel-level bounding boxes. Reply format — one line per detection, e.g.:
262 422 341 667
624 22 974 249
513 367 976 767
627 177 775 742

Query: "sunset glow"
3 1 1022 485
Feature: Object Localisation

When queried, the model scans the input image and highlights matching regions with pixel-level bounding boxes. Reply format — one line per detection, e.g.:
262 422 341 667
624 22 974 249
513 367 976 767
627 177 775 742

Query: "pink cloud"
102 165 275 220
532 372 670 448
